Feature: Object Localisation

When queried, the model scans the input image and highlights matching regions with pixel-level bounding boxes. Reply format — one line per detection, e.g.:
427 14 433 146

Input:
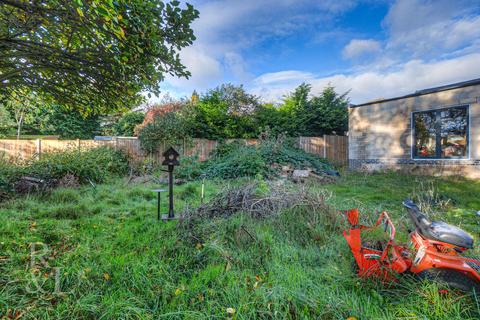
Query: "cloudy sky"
160 0 480 104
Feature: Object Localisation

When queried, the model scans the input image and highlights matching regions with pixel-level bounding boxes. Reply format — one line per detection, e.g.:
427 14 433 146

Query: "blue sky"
161 0 480 104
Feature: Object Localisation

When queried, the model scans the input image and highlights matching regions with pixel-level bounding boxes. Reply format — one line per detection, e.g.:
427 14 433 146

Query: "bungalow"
349 78 480 178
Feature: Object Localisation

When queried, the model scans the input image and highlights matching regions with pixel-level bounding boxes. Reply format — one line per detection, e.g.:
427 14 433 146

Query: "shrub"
27 146 129 183
137 104 192 153
204 145 268 179
178 134 336 181
175 155 207 180
114 112 145 136
0 146 129 200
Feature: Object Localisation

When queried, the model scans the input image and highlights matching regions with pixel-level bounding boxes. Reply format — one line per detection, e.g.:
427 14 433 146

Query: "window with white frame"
412 105 469 159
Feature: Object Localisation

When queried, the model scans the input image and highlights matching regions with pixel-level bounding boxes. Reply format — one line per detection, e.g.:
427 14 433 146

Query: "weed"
0 173 478 319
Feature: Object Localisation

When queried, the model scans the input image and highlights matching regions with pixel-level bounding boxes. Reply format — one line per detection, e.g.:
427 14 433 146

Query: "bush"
137 104 191 153
178 134 336 180
0 147 129 200
204 145 269 179
175 155 207 181
28 146 129 183
114 112 145 136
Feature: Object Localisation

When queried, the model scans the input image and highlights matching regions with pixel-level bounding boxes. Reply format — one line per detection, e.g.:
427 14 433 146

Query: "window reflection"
414 111 436 158
440 108 467 157
413 106 468 159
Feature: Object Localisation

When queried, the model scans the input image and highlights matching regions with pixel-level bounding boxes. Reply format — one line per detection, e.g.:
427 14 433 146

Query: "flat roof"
351 77 480 108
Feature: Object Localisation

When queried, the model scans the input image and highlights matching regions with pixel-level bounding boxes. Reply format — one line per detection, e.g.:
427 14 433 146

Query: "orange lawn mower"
341 200 480 293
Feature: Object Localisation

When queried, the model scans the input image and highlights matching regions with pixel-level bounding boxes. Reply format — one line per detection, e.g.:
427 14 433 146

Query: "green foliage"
278 83 311 135
0 104 14 137
178 183 198 200
257 134 333 173
185 83 348 139
0 175 478 319
1 91 39 138
304 85 349 135
31 104 101 139
137 110 190 153
190 84 260 139
0 1 199 113
113 112 145 136
182 134 335 180
204 145 268 179
272 83 349 136
2 93 102 139
0 147 129 199
175 155 207 181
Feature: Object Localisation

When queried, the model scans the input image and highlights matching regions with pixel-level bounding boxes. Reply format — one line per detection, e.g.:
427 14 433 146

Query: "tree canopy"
113 111 144 136
0 0 199 113
135 83 349 143
189 84 260 139
187 83 349 139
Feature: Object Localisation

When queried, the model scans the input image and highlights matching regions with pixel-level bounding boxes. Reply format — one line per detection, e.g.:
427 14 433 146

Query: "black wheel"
417 268 480 293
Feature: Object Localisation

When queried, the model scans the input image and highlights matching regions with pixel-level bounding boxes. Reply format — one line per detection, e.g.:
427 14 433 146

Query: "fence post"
323 135 327 159
36 139 42 160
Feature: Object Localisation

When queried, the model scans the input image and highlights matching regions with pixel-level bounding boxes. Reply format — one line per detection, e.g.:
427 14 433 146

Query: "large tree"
0 0 198 113
191 84 260 139
303 85 349 136
3 89 38 138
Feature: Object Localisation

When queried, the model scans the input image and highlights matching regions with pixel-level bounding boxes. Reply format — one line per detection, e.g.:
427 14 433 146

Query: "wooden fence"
0 135 348 166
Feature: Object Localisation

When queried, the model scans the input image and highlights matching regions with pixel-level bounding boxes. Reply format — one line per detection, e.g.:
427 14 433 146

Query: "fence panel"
324 135 348 166
0 139 38 161
0 135 348 166
296 135 348 166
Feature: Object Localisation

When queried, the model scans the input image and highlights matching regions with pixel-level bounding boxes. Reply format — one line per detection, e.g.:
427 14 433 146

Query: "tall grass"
0 173 479 319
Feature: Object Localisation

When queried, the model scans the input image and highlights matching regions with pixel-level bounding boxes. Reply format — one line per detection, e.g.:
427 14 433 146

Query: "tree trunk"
16 112 23 140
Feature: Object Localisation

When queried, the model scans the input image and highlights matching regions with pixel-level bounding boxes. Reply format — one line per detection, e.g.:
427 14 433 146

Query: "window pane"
414 111 436 158
440 107 468 158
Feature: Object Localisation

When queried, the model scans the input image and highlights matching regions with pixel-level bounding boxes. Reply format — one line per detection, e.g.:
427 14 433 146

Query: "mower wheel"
417 268 480 293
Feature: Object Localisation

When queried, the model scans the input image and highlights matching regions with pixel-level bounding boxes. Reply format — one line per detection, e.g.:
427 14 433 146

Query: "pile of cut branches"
178 181 337 242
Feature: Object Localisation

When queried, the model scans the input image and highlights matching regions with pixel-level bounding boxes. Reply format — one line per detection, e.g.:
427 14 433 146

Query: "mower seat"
403 200 474 249
419 220 474 249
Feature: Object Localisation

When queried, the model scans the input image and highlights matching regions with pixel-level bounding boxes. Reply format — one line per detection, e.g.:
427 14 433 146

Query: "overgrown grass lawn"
1 172 479 319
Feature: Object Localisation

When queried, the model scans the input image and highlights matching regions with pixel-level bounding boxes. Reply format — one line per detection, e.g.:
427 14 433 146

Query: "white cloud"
165 46 222 90
224 52 252 82
384 0 480 57
162 0 480 105
162 0 359 95
343 39 382 59
251 53 480 103
254 70 315 86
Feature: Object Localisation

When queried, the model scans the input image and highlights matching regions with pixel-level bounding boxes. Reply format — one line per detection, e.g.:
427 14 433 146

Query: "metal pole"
168 165 174 218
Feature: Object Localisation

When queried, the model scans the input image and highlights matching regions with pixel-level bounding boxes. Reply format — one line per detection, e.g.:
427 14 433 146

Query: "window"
413 105 469 159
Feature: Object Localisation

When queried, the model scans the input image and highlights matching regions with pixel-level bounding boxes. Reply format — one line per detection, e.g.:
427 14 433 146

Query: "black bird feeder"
161 147 180 220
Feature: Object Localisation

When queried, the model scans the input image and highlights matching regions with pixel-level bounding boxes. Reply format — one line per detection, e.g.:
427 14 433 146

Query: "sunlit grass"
0 172 479 319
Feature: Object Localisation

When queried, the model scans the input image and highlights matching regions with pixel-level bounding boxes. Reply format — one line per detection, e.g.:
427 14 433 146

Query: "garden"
1 138 479 319
1 1 479 319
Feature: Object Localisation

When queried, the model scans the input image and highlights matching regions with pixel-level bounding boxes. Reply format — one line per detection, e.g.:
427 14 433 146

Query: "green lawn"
0 172 479 319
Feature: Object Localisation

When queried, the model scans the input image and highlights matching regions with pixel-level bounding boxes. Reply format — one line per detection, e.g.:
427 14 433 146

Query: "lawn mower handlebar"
375 211 396 241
